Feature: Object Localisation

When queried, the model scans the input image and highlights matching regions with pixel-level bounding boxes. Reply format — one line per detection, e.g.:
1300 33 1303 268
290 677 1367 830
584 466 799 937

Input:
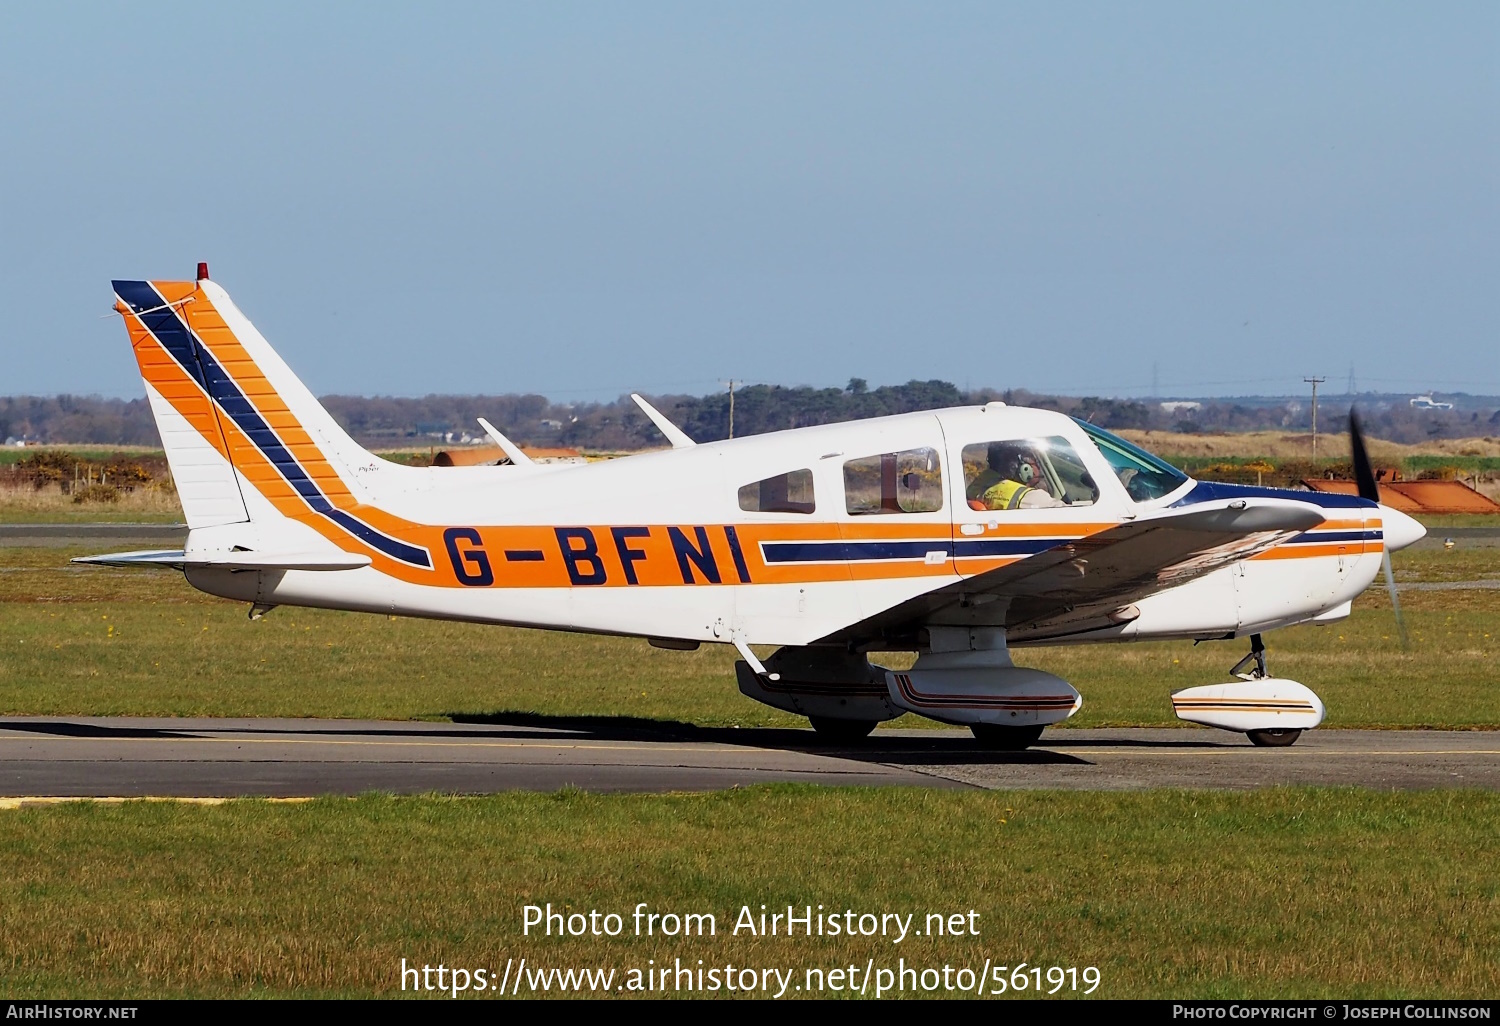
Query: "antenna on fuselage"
475 418 534 466
629 394 696 449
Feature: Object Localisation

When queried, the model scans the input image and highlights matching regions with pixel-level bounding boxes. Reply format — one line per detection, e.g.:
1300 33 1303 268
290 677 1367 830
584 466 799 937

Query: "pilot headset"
1013 452 1038 484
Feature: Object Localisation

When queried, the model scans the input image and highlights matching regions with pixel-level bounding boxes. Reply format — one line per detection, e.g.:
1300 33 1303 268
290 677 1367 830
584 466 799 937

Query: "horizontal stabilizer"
71 550 371 571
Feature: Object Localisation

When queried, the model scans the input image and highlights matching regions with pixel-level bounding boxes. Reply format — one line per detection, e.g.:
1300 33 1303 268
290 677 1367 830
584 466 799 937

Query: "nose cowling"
1380 505 1426 552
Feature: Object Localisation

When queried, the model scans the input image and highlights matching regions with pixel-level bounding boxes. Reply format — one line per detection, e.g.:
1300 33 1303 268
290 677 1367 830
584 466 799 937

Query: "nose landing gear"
1230 633 1269 680
1170 633 1325 747
1229 635 1303 748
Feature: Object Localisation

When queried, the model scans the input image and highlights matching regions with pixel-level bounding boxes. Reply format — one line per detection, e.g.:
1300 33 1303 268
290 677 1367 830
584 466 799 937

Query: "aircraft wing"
823 501 1326 646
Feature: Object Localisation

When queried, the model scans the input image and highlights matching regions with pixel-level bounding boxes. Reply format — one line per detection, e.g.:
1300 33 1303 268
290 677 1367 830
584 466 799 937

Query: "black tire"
1246 728 1302 748
807 717 878 743
970 723 1045 751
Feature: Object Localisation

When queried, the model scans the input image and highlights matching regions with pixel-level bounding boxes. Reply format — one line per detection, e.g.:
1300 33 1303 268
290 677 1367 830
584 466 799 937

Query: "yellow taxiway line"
0 796 317 810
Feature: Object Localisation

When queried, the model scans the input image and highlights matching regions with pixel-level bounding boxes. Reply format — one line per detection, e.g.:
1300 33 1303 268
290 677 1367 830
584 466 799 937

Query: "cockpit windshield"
1074 419 1189 502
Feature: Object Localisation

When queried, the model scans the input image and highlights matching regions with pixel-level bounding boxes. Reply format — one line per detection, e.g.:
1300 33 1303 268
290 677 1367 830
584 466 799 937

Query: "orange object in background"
1300 479 1425 512
1386 480 1500 514
432 445 585 467
1301 478 1500 515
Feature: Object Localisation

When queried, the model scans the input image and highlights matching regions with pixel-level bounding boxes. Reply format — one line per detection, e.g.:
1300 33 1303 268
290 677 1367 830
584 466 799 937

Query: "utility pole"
1304 376 1326 458
725 379 736 439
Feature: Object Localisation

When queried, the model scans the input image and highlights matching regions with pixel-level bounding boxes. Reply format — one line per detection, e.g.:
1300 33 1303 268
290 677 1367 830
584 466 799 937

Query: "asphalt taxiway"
0 718 1495 798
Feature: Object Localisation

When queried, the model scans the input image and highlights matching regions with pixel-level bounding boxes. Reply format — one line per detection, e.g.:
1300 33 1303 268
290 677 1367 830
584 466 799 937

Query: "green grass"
1404 455 1500 476
1415 514 1500 530
1166 453 1500 483
1391 546 1500 583
0 447 166 467
0 789 1494 998
1 545 1497 728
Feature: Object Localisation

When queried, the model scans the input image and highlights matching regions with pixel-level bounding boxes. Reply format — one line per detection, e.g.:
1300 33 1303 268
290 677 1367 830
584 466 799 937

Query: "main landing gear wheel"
807 717 878 743
970 724 1045 751
1247 728 1302 748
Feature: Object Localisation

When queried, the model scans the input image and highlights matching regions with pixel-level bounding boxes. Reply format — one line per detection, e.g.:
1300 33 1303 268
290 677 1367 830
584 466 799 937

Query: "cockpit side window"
843 448 944 515
1074 419 1188 501
962 437 1097 511
738 469 815 514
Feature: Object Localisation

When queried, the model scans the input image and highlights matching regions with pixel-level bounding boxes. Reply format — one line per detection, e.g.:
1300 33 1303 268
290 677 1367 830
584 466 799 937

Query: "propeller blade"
1349 409 1380 504
1381 549 1410 650
1355 410 1408 647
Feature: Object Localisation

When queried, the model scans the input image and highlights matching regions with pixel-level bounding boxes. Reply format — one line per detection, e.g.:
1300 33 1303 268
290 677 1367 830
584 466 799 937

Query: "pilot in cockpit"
967 442 1065 510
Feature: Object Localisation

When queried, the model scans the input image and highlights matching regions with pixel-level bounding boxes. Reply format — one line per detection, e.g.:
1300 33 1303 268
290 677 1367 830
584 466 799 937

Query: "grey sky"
1 2 1494 402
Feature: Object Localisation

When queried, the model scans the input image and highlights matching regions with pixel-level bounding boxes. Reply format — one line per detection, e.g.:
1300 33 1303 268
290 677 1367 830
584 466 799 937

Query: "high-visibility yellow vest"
980 478 1033 510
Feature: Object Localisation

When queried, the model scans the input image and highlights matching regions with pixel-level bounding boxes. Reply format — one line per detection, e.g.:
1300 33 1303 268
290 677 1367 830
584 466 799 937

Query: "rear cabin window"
738 469 816 514
843 447 944 515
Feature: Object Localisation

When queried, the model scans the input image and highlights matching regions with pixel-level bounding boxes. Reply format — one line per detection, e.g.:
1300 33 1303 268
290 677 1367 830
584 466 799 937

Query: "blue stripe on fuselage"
953 538 1069 558
323 510 430 567
1171 480 1376 510
1285 530 1382 545
763 540 947 563
761 537 1072 563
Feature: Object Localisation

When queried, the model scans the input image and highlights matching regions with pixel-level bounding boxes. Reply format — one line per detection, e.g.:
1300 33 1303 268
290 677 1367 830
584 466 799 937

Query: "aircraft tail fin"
111 271 392 533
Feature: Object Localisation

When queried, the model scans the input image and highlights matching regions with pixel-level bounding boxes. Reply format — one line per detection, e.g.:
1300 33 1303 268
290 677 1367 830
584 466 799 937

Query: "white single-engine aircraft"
79 268 1425 749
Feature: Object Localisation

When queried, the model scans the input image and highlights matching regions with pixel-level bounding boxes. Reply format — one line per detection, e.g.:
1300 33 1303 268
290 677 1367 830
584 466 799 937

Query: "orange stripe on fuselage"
1318 518 1376 532
1252 543 1364 561
1252 515 1384 561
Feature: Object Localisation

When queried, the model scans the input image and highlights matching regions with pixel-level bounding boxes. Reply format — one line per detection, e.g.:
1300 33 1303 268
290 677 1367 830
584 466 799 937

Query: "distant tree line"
0 396 161 447
4 385 1498 451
